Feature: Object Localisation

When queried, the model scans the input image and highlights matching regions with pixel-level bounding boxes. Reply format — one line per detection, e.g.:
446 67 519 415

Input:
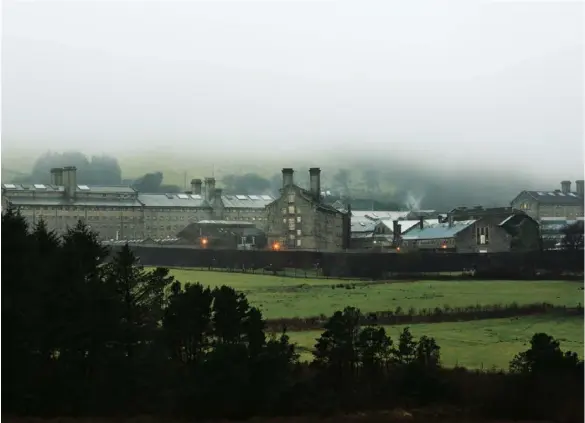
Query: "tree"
415 335 441 368
333 169 351 196
313 307 361 378
362 169 381 193
393 327 418 365
105 244 174 359
163 281 214 363
222 173 271 195
13 151 123 185
356 326 394 372
560 221 584 251
510 333 582 375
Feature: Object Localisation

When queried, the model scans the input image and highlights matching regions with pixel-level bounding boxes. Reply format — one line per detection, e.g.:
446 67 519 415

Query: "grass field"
287 315 585 368
154 268 584 369
160 268 583 319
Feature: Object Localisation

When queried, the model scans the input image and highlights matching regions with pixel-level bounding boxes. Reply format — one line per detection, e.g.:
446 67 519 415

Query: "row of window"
15 205 266 213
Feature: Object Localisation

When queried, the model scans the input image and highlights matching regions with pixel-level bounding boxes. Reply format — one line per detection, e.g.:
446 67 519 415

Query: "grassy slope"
288 315 585 368
161 268 582 319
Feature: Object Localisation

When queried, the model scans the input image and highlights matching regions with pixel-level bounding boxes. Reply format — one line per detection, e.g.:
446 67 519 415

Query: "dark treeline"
6 151 182 193
2 208 584 422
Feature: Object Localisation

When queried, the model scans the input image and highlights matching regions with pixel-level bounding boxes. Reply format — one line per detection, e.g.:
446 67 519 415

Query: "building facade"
400 212 540 253
2 166 274 241
265 168 350 251
510 180 584 220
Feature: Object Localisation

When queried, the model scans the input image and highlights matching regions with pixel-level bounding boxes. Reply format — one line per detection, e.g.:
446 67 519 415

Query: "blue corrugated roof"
401 220 476 240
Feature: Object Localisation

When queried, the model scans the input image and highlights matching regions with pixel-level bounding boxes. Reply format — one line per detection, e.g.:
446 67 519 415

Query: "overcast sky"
2 0 584 178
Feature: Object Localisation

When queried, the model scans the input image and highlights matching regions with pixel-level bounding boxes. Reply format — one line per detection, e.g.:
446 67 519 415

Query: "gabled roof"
377 218 440 234
401 220 476 240
512 190 583 206
267 185 347 215
351 210 410 221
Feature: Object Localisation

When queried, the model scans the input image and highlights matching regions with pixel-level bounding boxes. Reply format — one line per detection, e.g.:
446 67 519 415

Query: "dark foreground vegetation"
2 208 584 422
266 302 582 332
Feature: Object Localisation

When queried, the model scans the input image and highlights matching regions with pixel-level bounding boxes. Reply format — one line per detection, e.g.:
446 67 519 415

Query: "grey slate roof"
516 190 583 205
2 183 136 194
401 220 476 240
221 194 274 209
138 193 210 208
351 219 377 234
377 218 440 234
8 196 142 207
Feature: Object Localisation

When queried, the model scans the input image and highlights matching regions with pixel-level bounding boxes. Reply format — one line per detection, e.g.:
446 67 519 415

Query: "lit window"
288 205 295 214
296 216 301 223
297 229 302 236
296 239 302 247
288 193 295 203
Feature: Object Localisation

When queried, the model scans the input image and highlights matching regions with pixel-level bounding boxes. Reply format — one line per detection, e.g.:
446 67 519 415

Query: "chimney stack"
392 220 402 246
62 166 77 199
282 168 294 188
213 188 223 204
191 179 202 195
309 167 321 201
50 168 64 186
419 216 424 230
561 180 571 194
204 177 216 202
576 180 584 197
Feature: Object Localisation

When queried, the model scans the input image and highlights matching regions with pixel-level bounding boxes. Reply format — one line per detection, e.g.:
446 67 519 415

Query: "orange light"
272 242 281 251
441 244 447 249
396 247 401 252
201 238 208 246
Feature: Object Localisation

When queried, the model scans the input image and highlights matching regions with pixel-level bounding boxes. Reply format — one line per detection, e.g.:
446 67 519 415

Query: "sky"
1 0 584 180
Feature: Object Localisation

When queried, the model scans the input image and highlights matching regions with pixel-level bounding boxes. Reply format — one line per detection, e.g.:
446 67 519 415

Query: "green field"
153 268 584 369
161 268 582 319
288 315 585 369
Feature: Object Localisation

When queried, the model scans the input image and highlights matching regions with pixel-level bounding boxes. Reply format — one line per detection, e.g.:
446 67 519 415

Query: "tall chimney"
576 180 584 197
419 216 424 230
282 168 294 188
63 166 77 199
191 179 202 195
204 177 216 202
561 180 571 194
213 188 223 205
50 168 61 185
309 167 321 201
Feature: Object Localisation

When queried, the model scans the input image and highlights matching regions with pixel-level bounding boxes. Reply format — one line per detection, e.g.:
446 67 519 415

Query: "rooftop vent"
177 194 189 199
78 185 90 191
34 184 46 189
261 195 273 200
3 184 17 189
248 195 260 200
236 195 248 200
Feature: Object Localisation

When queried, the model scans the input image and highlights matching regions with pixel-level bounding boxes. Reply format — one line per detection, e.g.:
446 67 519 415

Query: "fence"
111 245 584 279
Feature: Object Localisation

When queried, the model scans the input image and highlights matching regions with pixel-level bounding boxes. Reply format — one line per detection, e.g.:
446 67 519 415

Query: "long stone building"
511 180 584 220
2 166 274 240
265 168 350 251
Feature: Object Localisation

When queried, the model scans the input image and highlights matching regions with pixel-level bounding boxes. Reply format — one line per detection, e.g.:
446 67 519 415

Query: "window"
288 205 295 214
288 193 295 203
297 229 302 236
476 226 490 245
296 239 302 247
288 218 295 231
296 216 301 223
289 234 295 240
281 207 287 214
